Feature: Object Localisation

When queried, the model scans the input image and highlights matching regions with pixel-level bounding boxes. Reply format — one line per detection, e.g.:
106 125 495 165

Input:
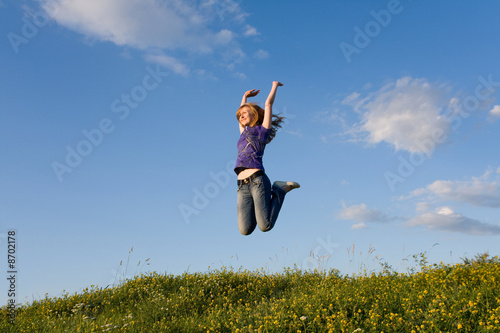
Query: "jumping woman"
235 81 300 235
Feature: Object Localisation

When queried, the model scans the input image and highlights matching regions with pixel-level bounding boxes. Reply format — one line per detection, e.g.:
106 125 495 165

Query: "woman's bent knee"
258 224 273 232
239 225 255 235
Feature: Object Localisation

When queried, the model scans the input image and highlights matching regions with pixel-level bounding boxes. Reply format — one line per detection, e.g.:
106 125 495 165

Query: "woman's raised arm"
263 81 283 129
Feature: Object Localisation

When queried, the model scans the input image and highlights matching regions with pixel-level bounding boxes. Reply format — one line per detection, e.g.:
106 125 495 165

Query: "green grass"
2 254 500 332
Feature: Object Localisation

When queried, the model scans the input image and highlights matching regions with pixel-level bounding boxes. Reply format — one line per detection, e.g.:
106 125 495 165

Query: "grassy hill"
2 254 500 332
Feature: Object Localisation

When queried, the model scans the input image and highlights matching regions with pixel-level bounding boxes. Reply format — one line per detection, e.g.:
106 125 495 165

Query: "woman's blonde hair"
236 103 285 143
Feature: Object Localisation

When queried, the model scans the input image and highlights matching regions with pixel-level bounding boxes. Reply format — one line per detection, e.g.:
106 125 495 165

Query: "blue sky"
2 0 500 304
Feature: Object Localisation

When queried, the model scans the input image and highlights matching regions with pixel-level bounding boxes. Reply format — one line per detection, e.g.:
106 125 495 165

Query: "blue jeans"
237 171 286 235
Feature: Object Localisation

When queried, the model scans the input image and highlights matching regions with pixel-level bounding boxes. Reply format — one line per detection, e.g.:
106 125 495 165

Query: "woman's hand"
241 89 260 107
272 81 283 87
244 89 260 97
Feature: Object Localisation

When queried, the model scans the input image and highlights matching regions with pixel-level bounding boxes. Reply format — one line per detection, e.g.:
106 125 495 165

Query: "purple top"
234 125 270 174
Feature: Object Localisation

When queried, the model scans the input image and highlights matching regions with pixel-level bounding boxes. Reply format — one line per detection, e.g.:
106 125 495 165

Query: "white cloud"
144 53 189 77
244 24 259 37
203 0 245 23
407 206 500 235
337 202 394 226
342 92 361 107
409 169 500 208
41 0 210 51
254 49 269 59
215 29 234 45
352 222 367 230
489 105 500 117
342 77 451 155
37 0 251 74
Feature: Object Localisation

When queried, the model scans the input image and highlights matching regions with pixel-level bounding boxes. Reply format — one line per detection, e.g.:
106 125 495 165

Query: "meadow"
1 253 499 332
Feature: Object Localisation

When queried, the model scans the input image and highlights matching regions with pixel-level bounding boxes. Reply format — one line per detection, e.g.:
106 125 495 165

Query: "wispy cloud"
489 105 500 117
37 0 257 76
337 202 395 229
338 167 500 235
406 206 500 235
144 53 190 77
409 168 500 208
243 24 259 37
399 167 500 235
340 77 452 155
254 49 269 59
